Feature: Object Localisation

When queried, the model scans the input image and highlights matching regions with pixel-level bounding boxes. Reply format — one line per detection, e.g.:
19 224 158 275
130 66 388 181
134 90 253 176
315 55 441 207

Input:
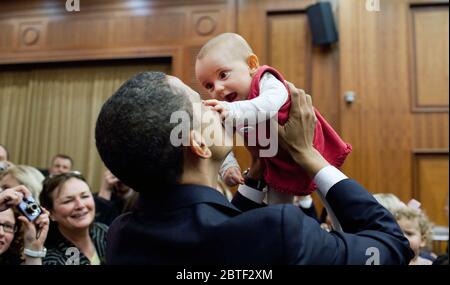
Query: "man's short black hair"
95 72 192 193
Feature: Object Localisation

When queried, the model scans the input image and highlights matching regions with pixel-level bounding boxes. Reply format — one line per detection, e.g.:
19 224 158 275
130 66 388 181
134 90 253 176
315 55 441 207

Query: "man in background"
39 154 73 177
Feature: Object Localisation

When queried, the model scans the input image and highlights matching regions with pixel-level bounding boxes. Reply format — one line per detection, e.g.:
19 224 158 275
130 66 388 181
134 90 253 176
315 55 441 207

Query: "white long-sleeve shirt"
223 72 289 124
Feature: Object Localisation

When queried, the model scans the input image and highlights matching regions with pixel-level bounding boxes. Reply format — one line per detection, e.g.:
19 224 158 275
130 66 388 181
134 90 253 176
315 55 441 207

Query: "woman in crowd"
39 172 108 265
0 185 49 265
0 165 45 200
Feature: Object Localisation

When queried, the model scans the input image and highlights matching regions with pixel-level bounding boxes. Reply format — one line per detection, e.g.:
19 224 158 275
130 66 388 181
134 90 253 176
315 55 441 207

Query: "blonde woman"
0 165 45 200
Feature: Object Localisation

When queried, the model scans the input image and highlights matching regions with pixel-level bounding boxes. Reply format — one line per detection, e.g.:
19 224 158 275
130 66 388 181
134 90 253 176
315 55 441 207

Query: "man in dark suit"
95 72 413 265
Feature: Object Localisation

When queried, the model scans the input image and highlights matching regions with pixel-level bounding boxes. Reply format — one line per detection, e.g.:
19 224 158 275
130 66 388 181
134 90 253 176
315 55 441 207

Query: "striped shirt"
43 222 108 265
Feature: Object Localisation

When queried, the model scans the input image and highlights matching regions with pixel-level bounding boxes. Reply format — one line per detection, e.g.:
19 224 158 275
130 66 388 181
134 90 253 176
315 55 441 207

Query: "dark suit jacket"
106 179 413 265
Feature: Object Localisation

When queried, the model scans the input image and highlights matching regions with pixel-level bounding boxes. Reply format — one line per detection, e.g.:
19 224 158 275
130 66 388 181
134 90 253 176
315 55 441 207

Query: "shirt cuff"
298 195 313 208
237 184 265 204
314 165 348 197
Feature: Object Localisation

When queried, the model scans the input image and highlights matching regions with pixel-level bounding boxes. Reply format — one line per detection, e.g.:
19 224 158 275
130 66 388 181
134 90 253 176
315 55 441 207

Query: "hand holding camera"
16 196 42 222
0 185 49 261
18 206 50 257
0 185 30 212
14 188 45 240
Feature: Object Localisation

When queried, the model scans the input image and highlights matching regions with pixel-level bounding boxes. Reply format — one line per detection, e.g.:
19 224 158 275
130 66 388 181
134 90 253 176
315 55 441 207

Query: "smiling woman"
39 172 108 265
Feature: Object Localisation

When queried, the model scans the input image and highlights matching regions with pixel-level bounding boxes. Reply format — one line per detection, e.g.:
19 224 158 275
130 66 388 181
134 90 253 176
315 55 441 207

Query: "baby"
392 207 434 265
195 33 351 203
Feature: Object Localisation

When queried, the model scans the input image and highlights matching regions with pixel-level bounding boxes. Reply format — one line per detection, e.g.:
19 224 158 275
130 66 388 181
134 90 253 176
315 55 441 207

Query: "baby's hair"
392 207 433 250
197 33 254 61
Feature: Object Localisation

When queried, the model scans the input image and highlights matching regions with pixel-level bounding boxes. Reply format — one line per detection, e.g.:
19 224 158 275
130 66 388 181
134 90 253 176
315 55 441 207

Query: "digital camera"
17 196 42 222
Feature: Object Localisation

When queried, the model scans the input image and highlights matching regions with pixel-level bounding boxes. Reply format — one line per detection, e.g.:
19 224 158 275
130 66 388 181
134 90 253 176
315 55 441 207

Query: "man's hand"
278 82 329 177
222 167 244 187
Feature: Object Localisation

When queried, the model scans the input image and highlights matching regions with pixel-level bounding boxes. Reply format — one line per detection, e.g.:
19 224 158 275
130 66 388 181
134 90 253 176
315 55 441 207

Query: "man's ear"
247 54 260 73
189 130 212 159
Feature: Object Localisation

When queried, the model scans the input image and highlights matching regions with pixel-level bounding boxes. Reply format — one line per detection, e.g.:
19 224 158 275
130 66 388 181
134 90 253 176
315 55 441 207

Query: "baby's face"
397 217 425 258
195 49 253 102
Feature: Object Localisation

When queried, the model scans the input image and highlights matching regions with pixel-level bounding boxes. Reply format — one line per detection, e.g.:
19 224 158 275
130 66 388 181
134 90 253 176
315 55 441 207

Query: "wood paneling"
340 0 449 225
268 13 312 92
414 153 449 226
0 22 15 50
410 5 449 111
17 20 46 50
0 0 236 87
413 114 449 149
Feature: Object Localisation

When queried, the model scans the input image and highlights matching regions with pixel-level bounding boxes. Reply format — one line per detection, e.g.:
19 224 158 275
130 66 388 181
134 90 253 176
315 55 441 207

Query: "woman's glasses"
0 222 17 234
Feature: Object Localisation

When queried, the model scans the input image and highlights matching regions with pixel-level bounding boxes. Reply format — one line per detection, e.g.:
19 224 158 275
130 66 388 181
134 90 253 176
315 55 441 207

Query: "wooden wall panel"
0 0 237 88
411 5 449 110
414 153 449 226
413 114 449 149
340 0 407 196
238 0 315 63
340 0 449 225
18 20 46 50
0 22 15 51
268 14 312 92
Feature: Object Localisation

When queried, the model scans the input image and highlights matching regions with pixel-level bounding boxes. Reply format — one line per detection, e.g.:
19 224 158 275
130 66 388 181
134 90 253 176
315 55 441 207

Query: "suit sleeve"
231 191 265 212
284 179 414 265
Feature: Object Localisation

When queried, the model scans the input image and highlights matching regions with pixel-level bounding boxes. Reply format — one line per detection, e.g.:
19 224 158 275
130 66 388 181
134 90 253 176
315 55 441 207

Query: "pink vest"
248 65 352 195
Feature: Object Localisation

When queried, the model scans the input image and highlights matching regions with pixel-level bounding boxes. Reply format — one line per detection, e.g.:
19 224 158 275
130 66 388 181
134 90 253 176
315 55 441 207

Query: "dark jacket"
106 179 413 265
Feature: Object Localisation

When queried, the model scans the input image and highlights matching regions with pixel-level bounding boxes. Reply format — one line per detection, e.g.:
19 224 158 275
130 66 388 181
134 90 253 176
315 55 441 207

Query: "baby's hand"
203 99 230 121
222 166 244 187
